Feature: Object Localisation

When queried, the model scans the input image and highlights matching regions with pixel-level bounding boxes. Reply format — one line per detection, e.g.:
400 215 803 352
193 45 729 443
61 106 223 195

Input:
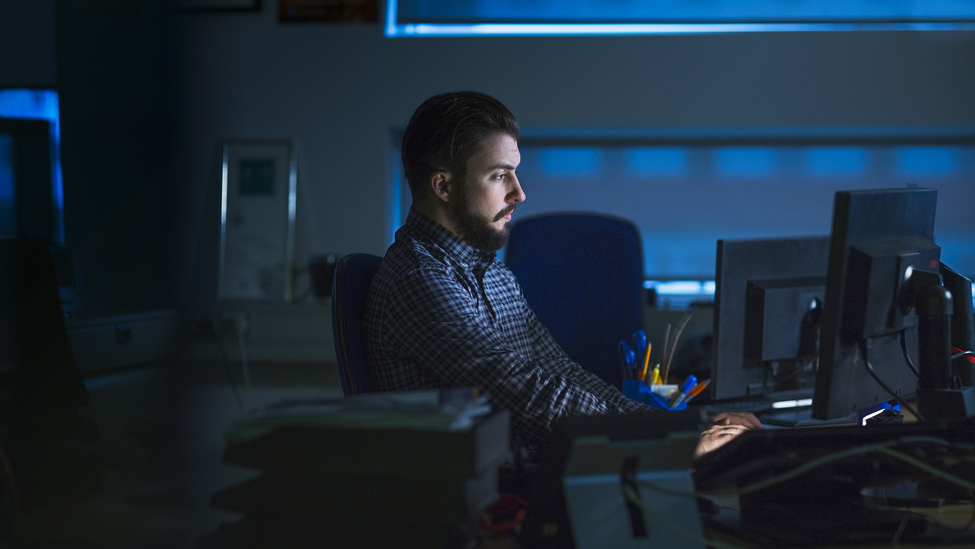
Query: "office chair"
505 213 645 390
0 238 101 537
331 253 384 396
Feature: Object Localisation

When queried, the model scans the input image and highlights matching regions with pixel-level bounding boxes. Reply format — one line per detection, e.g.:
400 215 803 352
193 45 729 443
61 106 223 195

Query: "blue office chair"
505 213 644 390
330 253 384 396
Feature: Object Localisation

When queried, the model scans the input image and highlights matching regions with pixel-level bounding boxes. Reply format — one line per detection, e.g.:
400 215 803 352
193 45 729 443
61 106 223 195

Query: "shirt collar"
404 206 497 267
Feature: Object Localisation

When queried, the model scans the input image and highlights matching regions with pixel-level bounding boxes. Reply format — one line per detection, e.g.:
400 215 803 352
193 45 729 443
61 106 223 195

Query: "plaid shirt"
364 207 653 447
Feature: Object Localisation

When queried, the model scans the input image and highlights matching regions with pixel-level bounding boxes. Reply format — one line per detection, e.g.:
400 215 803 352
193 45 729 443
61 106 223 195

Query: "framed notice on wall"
219 141 297 302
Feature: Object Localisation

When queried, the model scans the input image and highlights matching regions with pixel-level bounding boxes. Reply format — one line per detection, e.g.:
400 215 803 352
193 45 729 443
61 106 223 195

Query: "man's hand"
693 412 763 459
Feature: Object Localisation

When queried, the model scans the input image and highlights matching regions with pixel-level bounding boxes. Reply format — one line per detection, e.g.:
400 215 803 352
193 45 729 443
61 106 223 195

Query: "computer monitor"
941 262 975 387
812 187 939 420
0 117 57 244
711 236 830 401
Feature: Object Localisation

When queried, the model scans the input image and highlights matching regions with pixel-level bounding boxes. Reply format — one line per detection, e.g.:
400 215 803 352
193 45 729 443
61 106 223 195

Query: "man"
364 91 760 458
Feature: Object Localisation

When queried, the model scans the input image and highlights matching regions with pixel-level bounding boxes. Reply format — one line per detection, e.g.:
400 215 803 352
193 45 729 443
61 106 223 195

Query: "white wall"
170 7 975 309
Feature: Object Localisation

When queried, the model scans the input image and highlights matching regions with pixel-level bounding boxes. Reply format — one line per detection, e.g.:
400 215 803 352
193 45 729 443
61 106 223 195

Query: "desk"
492 415 975 549
693 416 975 548
702 495 975 549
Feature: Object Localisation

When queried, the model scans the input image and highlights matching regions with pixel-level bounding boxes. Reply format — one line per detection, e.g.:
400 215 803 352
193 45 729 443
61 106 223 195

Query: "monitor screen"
0 118 56 243
813 187 939 420
711 236 830 401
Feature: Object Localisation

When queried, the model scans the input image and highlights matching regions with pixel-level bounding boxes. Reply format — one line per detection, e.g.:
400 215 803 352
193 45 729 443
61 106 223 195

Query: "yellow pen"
640 343 652 383
650 365 660 386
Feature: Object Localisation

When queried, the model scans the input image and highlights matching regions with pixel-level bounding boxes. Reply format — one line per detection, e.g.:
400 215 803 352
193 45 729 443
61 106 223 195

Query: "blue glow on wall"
805 147 867 177
715 147 777 178
0 136 13 236
626 147 688 177
540 148 601 177
896 146 960 176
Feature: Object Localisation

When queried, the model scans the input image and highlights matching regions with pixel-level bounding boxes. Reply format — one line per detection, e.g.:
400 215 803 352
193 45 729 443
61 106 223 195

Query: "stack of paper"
195 388 510 549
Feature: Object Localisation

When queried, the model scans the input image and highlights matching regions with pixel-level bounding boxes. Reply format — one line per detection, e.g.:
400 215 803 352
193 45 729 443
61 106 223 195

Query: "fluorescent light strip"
771 398 813 409
644 280 716 296
385 3 975 38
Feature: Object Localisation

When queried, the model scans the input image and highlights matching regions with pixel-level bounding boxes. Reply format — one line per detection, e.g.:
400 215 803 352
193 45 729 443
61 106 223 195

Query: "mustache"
494 204 516 222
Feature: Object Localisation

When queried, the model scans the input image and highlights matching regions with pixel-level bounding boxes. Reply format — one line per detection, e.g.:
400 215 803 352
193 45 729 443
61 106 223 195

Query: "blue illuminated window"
540 148 601 177
387 0 975 36
896 146 960 176
805 147 867 177
715 147 777 178
626 148 688 177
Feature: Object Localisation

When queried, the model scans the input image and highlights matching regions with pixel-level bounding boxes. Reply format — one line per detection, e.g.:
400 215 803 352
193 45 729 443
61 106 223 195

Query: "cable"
899 330 921 378
661 305 699 384
708 435 956 497
622 482 751 549
953 350 975 361
890 509 911 548
877 447 975 493
860 339 925 423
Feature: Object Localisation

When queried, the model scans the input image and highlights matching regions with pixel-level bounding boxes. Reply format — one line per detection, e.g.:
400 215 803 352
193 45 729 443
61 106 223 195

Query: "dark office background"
1 2 974 544
1 0 973 329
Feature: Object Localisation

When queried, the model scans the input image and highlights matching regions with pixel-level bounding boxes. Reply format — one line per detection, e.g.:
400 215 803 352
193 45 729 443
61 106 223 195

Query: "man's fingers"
709 411 764 430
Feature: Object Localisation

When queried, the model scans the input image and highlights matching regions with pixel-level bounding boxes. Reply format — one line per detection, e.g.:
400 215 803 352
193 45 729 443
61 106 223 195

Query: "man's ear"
429 170 453 203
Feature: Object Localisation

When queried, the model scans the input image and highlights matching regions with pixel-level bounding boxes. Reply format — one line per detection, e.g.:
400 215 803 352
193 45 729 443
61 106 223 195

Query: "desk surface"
703 496 975 549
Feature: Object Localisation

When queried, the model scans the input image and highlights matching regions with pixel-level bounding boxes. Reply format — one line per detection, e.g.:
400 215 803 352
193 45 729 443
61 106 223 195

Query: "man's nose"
508 175 525 203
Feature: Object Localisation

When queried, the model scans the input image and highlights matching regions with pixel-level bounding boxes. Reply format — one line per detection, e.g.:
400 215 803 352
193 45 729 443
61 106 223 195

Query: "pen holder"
622 380 687 411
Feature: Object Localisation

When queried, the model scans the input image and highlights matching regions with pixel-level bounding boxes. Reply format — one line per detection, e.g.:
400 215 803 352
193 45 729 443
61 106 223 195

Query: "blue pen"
630 330 647 364
618 341 636 379
670 375 697 408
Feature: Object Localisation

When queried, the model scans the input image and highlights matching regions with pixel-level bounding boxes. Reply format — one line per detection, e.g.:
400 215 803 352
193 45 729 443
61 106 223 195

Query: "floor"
9 359 343 549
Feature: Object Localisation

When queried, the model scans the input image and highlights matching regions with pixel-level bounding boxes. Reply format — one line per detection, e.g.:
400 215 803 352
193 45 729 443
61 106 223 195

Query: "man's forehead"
469 133 520 167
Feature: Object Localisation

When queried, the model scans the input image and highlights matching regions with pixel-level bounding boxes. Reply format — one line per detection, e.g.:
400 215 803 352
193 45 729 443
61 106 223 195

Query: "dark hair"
401 91 520 198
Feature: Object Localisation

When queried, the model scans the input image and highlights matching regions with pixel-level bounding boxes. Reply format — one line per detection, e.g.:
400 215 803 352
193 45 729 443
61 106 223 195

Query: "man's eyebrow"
488 163 517 171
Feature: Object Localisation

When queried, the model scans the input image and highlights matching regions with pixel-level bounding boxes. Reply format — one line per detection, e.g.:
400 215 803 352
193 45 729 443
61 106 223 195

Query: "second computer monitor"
813 187 939 420
711 236 831 401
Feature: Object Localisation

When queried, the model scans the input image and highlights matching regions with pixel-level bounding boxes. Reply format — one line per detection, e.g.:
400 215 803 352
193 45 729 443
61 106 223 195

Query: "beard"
452 185 514 253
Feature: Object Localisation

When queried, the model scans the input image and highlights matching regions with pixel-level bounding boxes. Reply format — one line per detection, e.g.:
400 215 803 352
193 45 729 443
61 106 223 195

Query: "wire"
899 330 921 378
662 305 699 384
637 478 698 499
622 482 751 549
706 436 956 497
891 509 911 548
877 447 975 493
953 350 975 361
860 338 925 423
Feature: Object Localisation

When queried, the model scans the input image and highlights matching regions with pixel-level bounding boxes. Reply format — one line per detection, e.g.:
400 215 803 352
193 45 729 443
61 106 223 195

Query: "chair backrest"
505 213 644 390
331 253 384 396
